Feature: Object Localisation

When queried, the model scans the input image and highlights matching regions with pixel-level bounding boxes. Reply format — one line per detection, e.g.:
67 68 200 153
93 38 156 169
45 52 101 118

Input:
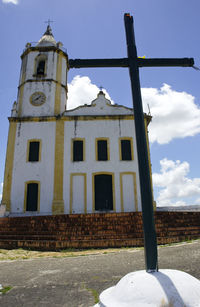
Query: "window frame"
24 181 40 212
120 172 138 212
71 138 85 162
27 139 41 162
119 137 134 161
95 138 110 161
92 172 116 212
70 173 87 214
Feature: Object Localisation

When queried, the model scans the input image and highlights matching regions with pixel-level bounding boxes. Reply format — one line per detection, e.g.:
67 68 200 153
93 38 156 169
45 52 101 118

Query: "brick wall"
0 211 199 250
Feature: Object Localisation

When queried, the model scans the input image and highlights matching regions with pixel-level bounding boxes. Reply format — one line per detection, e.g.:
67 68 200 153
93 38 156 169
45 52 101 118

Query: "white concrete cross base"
94 269 200 307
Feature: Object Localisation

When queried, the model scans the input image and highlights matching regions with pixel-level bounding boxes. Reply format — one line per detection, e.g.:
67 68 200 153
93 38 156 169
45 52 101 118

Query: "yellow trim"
9 114 137 123
24 181 40 212
95 138 110 161
52 120 64 214
144 118 155 209
21 46 68 64
9 116 57 123
18 79 67 90
1 122 17 211
71 138 85 162
120 172 138 212
70 173 87 214
26 139 42 162
119 137 134 161
92 172 116 212
54 51 63 115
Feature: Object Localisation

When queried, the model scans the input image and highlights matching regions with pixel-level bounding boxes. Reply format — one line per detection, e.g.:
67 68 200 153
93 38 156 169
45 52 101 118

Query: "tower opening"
37 60 45 75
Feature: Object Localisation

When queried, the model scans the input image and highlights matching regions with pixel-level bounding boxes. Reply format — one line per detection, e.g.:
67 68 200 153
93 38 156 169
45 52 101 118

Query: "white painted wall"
71 175 85 214
22 51 58 81
21 81 57 117
11 121 56 214
18 50 67 117
63 117 142 214
61 57 67 86
121 174 137 212
10 115 142 215
10 90 144 215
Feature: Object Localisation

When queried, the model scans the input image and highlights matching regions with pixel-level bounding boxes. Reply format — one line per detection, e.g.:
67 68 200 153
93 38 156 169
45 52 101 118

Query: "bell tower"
14 25 68 118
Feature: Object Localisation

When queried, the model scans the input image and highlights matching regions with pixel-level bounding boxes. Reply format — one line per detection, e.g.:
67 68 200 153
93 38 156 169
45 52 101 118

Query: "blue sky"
0 0 200 207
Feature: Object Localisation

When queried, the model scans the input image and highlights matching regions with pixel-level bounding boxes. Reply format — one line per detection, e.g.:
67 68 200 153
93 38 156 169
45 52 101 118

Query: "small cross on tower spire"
45 19 54 27
44 19 54 36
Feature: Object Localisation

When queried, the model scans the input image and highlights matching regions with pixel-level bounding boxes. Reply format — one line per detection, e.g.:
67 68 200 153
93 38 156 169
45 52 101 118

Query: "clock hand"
34 96 41 101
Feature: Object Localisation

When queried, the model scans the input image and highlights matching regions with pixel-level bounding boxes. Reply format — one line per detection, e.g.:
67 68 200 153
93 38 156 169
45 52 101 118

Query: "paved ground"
0 240 199 307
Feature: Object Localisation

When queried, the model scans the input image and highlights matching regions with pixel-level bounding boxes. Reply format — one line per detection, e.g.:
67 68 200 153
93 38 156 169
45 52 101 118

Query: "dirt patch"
1 240 197 261
0 247 138 261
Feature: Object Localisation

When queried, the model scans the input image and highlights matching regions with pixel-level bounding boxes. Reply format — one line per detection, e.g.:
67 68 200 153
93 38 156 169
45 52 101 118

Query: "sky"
0 0 200 207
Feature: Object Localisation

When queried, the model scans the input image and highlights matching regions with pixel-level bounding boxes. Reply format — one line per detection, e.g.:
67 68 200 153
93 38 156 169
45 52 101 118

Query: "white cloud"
142 84 200 144
67 75 113 110
153 159 200 207
195 198 200 205
2 0 19 4
67 78 200 144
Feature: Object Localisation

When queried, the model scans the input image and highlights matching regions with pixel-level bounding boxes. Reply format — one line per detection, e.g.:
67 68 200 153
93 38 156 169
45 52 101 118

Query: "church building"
1 26 153 216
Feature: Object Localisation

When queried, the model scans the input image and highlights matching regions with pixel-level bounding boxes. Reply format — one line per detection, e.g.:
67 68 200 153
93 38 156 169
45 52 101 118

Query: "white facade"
1 26 153 216
11 121 56 214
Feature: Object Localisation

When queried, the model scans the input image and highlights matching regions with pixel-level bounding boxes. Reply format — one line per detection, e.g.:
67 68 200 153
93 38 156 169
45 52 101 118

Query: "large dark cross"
69 13 194 272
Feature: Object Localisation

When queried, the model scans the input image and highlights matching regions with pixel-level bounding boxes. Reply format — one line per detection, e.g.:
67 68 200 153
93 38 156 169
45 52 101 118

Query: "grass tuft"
86 287 99 304
0 286 12 295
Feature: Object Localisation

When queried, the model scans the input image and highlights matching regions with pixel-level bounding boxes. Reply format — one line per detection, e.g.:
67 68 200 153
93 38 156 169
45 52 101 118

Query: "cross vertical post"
124 13 158 271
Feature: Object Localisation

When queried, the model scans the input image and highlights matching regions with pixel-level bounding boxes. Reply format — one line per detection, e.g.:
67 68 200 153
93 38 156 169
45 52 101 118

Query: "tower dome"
37 25 57 47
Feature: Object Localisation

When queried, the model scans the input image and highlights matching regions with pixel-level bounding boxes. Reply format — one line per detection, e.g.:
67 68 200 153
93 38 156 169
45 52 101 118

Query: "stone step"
0 228 199 239
0 238 145 250
0 234 199 251
0 212 199 250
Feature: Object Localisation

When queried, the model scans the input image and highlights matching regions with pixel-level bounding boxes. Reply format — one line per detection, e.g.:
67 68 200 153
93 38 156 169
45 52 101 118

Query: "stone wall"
0 211 199 250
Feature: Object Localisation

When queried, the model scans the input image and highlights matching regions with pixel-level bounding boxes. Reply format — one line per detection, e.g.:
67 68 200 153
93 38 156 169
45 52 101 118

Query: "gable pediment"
64 91 133 117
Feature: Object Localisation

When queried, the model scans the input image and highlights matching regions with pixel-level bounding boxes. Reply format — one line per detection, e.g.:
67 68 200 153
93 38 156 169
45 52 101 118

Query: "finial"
44 19 54 36
45 19 54 27
97 86 106 98
99 85 104 94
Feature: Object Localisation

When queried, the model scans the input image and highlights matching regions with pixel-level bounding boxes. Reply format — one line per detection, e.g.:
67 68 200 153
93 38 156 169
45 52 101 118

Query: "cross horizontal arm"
69 57 194 69
69 58 128 68
138 57 194 67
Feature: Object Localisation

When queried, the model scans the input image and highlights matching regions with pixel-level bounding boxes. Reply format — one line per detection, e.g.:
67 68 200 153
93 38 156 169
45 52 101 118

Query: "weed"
86 287 99 304
0 286 12 295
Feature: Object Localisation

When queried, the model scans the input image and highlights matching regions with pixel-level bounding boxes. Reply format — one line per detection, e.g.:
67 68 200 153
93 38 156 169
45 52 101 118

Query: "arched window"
34 54 47 76
37 60 45 75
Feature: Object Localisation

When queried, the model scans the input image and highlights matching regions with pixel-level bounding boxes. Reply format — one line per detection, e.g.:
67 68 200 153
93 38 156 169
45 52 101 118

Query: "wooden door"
95 174 113 211
26 183 38 211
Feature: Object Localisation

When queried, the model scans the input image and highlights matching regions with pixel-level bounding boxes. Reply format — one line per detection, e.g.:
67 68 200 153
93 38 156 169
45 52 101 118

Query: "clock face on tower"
30 92 46 106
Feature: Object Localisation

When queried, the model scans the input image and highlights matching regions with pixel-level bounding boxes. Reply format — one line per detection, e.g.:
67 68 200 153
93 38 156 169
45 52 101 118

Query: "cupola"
37 25 57 47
